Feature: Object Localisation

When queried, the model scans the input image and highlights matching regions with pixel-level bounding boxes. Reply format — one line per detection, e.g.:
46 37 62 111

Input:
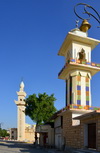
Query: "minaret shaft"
66 70 91 106
17 106 25 141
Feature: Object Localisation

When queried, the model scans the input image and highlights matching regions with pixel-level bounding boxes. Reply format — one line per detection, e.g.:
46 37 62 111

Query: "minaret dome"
20 81 25 92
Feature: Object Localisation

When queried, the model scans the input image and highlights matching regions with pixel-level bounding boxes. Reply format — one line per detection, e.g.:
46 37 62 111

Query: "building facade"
36 123 54 147
74 111 100 150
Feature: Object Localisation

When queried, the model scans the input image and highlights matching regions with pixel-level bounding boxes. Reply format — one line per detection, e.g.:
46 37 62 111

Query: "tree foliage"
25 93 57 125
0 129 9 137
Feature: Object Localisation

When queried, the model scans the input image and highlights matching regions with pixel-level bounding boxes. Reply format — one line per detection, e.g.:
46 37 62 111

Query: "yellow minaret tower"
58 20 100 109
14 81 26 141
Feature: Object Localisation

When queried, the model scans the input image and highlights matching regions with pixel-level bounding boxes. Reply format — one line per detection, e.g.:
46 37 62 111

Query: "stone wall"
25 127 35 142
63 111 82 149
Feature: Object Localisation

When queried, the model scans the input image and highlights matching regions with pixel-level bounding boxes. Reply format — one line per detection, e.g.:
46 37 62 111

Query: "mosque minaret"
58 20 100 108
14 81 26 141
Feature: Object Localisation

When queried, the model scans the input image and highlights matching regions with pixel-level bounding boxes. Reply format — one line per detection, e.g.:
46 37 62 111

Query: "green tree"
25 93 57 125
0 129 9 137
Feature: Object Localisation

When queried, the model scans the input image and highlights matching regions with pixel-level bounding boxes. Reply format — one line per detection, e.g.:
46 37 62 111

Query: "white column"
17 106 25 141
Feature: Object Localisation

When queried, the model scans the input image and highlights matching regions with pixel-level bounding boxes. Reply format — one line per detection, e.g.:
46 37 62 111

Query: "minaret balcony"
57 104 100 113
58 58 100 79
14 100 25 106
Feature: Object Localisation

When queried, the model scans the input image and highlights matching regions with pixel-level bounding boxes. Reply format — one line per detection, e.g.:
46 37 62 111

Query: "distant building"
36 123 54 147
10 128 17 140
10 124 36 142
25 124 36 142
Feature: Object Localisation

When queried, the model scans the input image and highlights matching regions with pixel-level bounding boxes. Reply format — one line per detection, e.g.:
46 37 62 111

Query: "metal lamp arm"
74 3 100 27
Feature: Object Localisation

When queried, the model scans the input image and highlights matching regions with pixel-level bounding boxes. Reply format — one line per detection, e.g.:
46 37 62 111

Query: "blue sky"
0 0 99 129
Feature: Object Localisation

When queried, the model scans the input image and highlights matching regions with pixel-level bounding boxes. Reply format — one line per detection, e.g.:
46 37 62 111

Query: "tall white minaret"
14 81 26 141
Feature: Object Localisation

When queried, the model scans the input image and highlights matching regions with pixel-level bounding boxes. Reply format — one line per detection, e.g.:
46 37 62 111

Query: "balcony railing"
59 104 100 113
58 58 100 76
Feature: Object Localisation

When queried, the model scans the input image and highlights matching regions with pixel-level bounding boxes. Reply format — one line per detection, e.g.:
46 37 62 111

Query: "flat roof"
73 111 100 120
